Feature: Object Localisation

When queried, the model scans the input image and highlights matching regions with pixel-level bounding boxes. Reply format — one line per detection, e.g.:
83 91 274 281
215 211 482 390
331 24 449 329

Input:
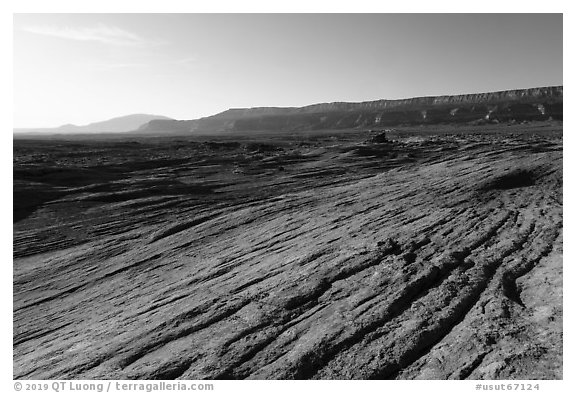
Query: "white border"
2 2 572 391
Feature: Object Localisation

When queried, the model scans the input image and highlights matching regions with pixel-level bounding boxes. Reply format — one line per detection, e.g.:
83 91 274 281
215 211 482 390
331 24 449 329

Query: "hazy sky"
13 13 562 128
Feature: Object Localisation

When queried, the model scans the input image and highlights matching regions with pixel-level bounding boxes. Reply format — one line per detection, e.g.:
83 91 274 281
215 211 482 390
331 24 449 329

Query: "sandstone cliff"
137 86 562 134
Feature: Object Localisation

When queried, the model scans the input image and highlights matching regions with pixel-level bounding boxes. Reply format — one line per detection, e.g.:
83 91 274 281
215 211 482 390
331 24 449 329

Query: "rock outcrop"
14 127 563 379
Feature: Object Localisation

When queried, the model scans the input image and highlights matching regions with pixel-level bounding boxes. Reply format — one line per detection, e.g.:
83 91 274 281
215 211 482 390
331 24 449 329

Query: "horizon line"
14 84 563 130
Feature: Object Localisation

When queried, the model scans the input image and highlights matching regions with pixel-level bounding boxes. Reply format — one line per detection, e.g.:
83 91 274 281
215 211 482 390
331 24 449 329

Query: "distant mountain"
14 86 563 137
14 114 173 135
139 86 562 135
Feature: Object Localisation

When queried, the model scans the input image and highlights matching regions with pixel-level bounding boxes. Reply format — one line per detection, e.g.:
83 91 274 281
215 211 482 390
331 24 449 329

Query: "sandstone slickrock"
13 126 562 379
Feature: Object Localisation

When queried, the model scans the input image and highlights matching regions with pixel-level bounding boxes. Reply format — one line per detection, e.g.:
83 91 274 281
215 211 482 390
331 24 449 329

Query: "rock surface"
13 124 562 379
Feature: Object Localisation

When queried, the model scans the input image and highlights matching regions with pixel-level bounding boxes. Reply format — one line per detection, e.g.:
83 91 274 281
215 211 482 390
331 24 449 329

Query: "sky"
13 13 563 128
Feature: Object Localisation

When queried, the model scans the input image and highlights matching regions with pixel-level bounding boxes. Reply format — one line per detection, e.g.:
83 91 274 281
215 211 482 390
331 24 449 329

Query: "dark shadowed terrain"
13 121 562 380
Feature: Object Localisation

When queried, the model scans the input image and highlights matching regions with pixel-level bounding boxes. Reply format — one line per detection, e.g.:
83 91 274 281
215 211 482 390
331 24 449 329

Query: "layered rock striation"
138 86 562 134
